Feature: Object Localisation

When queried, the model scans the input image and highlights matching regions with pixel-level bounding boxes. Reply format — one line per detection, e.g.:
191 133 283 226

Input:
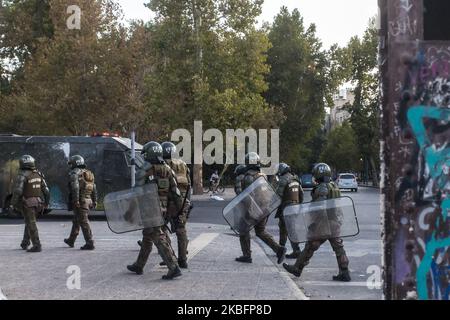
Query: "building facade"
325 88 354 133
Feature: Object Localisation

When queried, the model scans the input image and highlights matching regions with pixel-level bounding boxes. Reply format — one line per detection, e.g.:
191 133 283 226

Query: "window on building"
424 0 450 40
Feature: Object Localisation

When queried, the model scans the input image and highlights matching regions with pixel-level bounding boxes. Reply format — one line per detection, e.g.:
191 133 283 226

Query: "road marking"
153 233 219 270
255 239 309 300
0 288 7 300
301 281 382 288
187 233 219 261
279 271 310 300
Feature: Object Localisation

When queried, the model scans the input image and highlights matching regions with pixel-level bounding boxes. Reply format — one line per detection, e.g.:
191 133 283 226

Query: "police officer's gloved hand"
74 202 81 209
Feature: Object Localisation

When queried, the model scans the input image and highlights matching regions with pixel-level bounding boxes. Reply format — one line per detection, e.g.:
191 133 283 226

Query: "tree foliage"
0 1 380 186
143 0 280 141
265 7 339 173
339 20 380 185
1 0 151 135
320 122 361 174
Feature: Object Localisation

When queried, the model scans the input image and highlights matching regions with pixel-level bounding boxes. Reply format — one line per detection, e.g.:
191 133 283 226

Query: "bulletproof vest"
243 169 264 190
166 159 189 193
145 164 172 208
79 169 95 199
281 173 301 205
22 170 43 198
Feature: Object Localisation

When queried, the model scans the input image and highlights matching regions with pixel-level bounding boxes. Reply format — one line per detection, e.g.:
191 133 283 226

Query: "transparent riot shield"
283 197 359 243
223 177 281 235
104 183 164 234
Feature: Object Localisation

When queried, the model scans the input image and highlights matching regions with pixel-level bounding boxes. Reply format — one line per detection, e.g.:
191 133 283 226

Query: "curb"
358 184 380 189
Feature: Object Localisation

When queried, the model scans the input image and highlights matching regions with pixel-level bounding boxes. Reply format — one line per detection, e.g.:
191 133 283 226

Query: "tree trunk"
370 156 379 187
192 164 203 195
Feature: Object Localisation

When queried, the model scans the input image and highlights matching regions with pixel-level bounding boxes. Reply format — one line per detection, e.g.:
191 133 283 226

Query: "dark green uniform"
275 172 303 255
12 169 49 251
133 162 181 273
166 158 191 265
65 168 97 248
238 168 283 259
293 181 350 275
234 173 245 195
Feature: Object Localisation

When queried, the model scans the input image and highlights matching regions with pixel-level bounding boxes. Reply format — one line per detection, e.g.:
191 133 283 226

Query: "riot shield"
104 183 164 234
223 177 281 235
283 197 359 243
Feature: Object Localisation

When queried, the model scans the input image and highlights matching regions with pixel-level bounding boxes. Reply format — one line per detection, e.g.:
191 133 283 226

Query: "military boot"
277 246 287 264
333 269 351 282
283 263 303 278
20 242 30 250
286 243 301 259
127 263 143 275
27 245 42 253
162 267 182 280
178 259 188 269
235 256 252 263
286 251 301 259
80 242 95 250
64 238 75 248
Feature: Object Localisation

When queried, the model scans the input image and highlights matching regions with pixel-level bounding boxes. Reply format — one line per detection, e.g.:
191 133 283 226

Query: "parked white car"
336 173 358 192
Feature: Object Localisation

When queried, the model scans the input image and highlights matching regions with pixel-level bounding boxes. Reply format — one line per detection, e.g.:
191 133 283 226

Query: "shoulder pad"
163 163 175 174
142 161 152 172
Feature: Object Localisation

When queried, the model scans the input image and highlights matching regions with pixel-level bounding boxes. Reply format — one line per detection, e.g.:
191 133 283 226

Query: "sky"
118 0 378 49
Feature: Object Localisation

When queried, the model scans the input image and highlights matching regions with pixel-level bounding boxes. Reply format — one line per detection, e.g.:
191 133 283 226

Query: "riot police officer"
127 142 182 280
161 141 191 269
64 155 97 250
283 163 351 282
275 163 303 259
11 155 50 252
235 152 286 264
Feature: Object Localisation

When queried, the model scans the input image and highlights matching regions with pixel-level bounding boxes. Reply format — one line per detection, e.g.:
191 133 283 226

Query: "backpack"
80 169 95 196
169 159 189 187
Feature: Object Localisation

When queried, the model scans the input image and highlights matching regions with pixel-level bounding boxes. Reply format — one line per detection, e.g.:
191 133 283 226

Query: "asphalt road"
0 187 381 300
191 187 383 300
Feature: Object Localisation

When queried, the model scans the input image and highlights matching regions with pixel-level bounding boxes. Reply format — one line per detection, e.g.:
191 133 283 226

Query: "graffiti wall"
381 0 450 300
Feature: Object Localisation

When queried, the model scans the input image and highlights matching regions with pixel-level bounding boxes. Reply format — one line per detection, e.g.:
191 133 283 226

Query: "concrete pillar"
380 0 450 300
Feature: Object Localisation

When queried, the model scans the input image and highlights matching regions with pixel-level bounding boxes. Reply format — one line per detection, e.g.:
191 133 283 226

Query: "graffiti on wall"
388 0 419 40
395 45 450 300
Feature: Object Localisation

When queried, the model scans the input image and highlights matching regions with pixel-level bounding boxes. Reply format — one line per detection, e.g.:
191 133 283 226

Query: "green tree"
265 7 337 173
320 122 361 174
0 0 54 83
144 0 281 193
341 20 380 185
0 0 151 135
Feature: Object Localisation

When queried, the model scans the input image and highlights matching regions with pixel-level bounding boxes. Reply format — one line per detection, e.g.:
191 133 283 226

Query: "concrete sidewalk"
0 221 307 300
